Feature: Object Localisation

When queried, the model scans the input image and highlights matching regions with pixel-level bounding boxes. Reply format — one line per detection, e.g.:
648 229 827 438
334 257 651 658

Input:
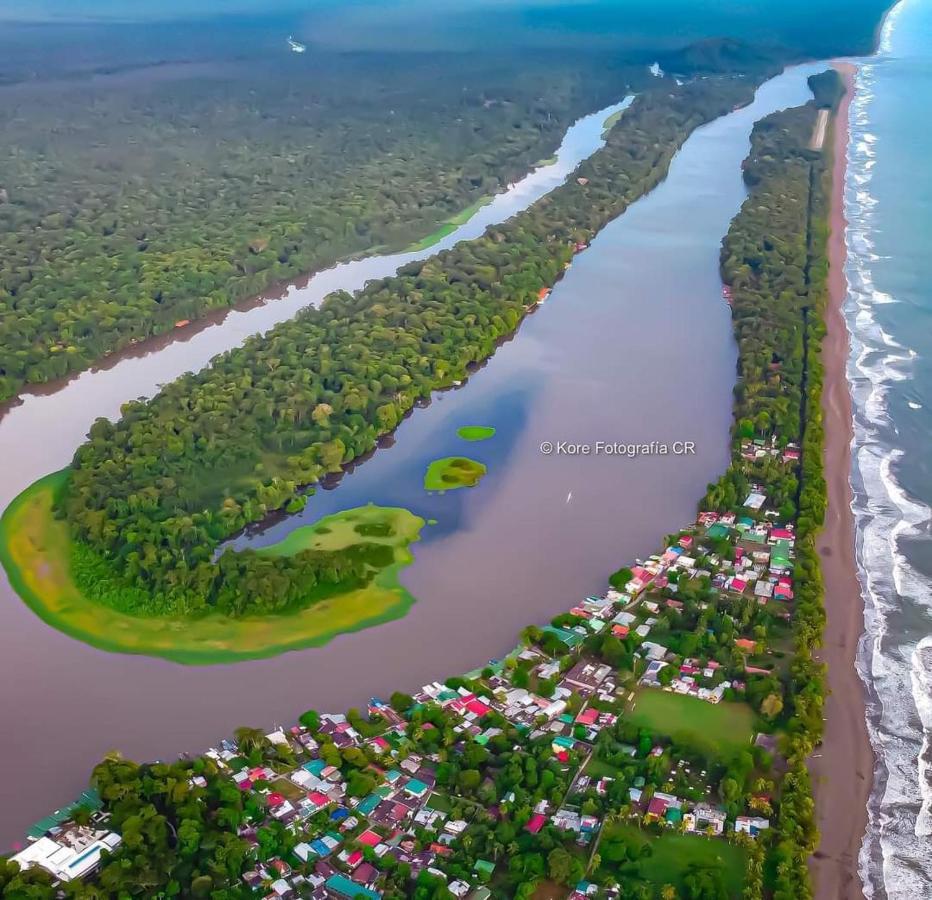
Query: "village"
9 434 801 899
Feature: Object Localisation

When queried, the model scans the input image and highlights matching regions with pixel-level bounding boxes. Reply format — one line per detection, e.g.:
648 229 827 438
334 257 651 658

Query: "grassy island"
456 424 496 442
0 471 425 664
423 456 487 492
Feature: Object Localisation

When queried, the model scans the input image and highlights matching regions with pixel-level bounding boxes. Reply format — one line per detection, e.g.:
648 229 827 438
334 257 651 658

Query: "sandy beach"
809 61 875 900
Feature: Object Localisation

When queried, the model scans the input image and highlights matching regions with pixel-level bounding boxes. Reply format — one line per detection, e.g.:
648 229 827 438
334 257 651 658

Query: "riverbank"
809 61 874 900
0 471 425 664
0 67 827 849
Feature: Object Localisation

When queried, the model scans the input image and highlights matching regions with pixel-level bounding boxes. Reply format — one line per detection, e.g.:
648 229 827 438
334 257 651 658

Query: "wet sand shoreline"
809 61 875 900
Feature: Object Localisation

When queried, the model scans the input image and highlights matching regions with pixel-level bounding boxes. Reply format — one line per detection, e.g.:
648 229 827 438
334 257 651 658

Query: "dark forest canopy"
0 0 891 401
0 51 645 402
0 79 840 900
60 72 767 619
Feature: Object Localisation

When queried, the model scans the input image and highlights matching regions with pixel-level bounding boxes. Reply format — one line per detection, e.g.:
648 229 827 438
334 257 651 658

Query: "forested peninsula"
704 70 843 899
0 54 643 403
31 69 774 631
1 75 844 899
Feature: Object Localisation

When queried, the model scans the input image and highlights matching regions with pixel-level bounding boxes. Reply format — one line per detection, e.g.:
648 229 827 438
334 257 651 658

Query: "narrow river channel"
0 63 825 847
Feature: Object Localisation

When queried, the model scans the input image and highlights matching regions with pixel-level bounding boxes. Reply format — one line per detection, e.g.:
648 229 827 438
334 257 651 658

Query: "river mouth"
0 63 827 847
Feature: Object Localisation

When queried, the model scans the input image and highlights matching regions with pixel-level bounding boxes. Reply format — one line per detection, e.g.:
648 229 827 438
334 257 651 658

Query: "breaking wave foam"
846 11 932 895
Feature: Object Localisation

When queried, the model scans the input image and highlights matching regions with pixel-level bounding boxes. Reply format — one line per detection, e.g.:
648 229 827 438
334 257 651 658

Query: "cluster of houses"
11 476 801 898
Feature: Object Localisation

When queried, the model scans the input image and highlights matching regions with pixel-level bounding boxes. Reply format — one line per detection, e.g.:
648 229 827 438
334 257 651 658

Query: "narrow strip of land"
809 60 873 900
810 107 830 150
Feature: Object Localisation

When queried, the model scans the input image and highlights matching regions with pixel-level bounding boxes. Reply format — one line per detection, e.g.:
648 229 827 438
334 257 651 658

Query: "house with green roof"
404 778 430 799
706 523 730 541
473 858 496 881
770 540 792 572
664 807 683 826
356 793 381 816
325 873 381 899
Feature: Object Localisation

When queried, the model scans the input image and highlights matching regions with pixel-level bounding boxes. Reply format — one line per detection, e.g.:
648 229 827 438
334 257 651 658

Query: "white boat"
287 36 307 54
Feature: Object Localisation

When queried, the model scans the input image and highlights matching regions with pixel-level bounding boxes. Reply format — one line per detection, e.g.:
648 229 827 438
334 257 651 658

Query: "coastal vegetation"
704 70 841 899
31 71 769 629
0 471 424 663
0 76 852 898
423 457 487 492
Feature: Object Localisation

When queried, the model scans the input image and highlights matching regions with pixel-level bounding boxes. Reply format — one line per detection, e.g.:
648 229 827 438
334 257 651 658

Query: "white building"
11 827 122 883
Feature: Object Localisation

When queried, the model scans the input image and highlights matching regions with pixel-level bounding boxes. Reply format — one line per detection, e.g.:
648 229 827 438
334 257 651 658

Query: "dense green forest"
0 73 844 900
0 0 890 403
59 70 771 618
703 71 840 899
0 52 643 402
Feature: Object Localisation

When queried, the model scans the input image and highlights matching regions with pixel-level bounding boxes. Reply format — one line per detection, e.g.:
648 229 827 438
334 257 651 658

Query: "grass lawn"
425 792 453 813
424 456 487 492
599 826 746 898
641 833 746 896
0 470 426 664
585 757 626 780
627 689 755 756
269 778 305 802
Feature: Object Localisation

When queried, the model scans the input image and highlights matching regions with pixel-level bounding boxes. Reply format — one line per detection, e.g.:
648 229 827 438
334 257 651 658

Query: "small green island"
456 424 496 442
0 470 425 664
423 456 487 492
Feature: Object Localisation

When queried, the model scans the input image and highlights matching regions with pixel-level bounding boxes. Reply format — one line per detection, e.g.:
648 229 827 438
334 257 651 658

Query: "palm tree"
233 726 265 755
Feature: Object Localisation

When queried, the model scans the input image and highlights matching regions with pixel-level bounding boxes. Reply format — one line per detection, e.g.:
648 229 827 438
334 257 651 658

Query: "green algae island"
423 456 487 492
456 425 496 442
0 470 425 664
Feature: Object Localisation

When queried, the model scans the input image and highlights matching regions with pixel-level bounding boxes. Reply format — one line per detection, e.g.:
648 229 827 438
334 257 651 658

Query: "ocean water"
846 0 932 896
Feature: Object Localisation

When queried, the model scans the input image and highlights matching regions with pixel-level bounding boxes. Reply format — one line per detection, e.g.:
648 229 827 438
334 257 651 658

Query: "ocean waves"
846 4 932 895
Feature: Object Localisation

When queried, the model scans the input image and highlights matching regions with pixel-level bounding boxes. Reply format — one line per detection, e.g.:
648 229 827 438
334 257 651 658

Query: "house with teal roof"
706 522 730 540
356 793 381 816
325 873 381 899
474 858 496 881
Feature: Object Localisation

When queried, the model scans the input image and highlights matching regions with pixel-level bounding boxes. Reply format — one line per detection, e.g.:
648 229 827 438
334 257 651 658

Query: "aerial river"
0 62 825 846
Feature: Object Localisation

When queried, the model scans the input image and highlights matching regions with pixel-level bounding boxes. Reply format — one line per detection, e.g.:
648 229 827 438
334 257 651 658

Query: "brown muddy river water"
0 63 824 846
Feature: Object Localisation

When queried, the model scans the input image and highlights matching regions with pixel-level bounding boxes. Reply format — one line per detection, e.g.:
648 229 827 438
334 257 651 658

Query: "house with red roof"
307 791 330 809
575 707 599 726
357 830 382 848
526 813 547 834
465 699 491 717
646 797 668 819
